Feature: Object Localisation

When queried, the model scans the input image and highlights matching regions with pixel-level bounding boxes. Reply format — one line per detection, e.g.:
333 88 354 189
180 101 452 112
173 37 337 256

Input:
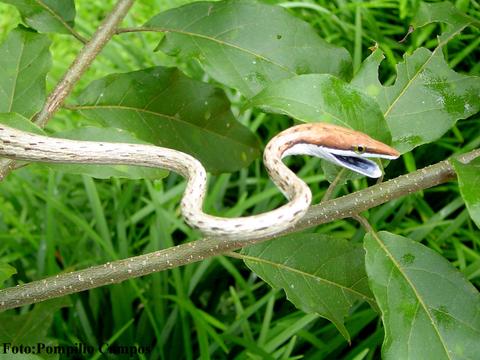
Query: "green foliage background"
0 0 479 359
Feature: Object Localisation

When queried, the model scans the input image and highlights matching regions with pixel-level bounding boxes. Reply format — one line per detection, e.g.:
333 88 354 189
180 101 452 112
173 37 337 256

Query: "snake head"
278 123 400 178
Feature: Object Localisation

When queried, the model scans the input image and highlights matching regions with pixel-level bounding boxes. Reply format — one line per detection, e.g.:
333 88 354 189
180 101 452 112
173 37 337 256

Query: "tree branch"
0 0 135 180
1 150 478 312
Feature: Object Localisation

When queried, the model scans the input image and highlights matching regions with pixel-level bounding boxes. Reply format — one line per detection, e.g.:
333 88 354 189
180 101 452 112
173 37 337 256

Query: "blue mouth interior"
333 154 374 172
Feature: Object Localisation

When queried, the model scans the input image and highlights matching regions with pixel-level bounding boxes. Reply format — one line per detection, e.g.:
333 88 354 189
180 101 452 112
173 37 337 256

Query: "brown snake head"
272 123 400 178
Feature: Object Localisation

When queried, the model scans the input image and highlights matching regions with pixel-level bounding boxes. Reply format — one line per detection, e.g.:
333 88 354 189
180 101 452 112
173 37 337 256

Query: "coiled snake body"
0 123 399 240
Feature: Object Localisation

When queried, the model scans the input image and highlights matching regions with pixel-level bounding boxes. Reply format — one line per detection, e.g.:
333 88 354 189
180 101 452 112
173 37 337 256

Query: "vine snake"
0 123 399 240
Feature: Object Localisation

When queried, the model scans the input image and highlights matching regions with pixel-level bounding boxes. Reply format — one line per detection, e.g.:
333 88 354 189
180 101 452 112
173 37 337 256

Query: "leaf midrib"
145 26 294 75
241 253 373 302
35 0 75 33
71 104 256 149
383 26 468 119
371 232 452 359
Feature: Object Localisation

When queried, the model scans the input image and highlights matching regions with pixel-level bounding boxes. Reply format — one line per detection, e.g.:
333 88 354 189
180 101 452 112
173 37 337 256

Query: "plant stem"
0 0 135 180
321 168 346 202
35 0 134 127
352 214 374 233
1 149 478 311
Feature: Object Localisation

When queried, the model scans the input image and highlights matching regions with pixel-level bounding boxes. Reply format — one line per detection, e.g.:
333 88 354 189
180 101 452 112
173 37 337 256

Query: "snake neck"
263 133 310 201
179 131 313 240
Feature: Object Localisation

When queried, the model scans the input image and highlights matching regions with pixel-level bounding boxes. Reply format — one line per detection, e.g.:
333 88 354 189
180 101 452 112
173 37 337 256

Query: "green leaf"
364 231 480 360
144 0 351 98
74 67 260 174
242 234 374 341
0 262 16 287
48 127 169 180
412 1 480 43
0 112 45 134
1 0 76 35
251 74 391 143
452 157 480 228
0 297 70 348
352 48 480 153
0 26 51 118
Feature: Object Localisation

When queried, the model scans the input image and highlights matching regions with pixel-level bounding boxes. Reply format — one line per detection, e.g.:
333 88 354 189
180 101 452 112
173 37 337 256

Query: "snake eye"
353 145 366 154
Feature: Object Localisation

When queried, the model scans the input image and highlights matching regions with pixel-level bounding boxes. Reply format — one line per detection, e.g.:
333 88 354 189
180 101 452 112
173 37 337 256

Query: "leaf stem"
321 168 346 202
36 0 88 44
352 214 374 233
0 149 478 311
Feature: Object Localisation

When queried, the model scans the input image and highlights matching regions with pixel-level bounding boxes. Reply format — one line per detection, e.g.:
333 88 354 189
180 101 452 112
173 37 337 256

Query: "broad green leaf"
242 234 374 341
74 66 260 173
0 297 70 348
352 48 480 153
412 1 480 43
0 262 16 287
251 74 391 144
452 157 480 228
144 0 351 98
0 112 45 134
48 127 169 180
364 231 480 360
0 26 51 118
1 0 76 35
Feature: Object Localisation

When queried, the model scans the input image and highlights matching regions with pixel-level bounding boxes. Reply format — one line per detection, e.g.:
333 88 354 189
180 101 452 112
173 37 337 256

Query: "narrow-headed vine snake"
0 123 399 240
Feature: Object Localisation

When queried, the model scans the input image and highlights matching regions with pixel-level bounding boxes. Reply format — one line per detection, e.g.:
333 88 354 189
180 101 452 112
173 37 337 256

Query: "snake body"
0 123 399 240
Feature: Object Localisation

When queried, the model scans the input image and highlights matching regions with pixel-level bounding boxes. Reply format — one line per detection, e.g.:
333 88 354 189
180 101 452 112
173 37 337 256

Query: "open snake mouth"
331 154 381 178
281 143 396 178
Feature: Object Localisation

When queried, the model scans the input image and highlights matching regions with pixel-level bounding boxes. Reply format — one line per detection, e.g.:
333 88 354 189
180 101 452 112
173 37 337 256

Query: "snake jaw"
329 152 382 178
326 147 400 178
281 143 398 178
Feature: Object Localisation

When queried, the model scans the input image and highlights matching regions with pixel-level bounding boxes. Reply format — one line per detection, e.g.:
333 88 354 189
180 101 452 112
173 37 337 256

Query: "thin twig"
321 168 346 202
34 0 135 127
1 149 478 311
0 0 135 180
36 0 88 44
352 214 374 233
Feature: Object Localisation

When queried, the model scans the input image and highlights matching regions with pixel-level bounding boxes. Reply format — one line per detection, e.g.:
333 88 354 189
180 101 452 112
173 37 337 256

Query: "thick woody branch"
1 149 478 311
0 0 135 180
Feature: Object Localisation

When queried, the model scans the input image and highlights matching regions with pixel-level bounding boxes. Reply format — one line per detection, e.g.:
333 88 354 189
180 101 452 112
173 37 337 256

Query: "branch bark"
0 0 135 180
1 150 478 312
